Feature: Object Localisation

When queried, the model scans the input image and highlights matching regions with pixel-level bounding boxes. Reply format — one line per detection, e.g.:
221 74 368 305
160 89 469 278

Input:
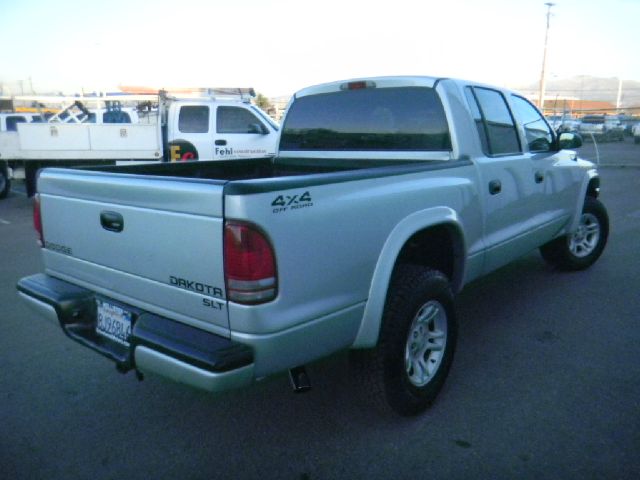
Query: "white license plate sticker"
96 299 132 346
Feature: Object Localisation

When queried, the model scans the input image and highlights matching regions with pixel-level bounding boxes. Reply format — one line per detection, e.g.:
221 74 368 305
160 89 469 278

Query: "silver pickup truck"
18 76 608 416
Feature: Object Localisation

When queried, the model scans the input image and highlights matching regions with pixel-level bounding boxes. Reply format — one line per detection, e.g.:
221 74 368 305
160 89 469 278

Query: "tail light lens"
224 222 277 304
33 194 44 247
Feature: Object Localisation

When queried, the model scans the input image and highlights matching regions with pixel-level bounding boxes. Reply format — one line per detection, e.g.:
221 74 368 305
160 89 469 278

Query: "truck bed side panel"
225 163 483 335
14 123 161 159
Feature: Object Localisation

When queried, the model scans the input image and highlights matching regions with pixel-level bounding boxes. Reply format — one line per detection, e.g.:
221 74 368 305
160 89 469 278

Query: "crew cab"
18 76 608 416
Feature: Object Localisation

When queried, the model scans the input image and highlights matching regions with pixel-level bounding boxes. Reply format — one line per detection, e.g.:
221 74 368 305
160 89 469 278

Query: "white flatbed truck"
0 89 279 197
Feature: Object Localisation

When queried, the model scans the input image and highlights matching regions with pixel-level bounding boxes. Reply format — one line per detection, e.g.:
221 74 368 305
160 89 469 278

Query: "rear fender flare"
351 206 465 349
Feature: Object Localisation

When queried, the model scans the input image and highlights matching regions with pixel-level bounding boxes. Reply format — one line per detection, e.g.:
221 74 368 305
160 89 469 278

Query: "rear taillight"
33 194 44 247
224 222 277 304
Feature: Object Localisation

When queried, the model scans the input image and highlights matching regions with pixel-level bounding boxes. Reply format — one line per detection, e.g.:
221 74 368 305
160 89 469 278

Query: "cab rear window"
280 87 451 151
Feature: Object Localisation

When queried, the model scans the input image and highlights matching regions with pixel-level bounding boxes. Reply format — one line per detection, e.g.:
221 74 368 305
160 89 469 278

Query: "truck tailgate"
37 169 229 336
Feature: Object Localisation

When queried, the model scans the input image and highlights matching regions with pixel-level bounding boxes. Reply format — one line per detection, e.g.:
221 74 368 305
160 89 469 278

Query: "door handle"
489 180 502 195
535 171 545 183
100 211 124 233
215 139 227 146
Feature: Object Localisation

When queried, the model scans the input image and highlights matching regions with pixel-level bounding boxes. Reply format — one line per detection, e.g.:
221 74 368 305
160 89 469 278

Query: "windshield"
280 87 451 152
250 105 279 131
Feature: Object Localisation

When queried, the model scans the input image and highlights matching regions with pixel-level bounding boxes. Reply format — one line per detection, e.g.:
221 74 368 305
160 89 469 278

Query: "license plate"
96 299 132 346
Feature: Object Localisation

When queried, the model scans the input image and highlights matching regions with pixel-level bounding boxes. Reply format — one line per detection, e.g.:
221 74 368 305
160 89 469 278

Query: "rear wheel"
540 196 609 270
351 265 457 416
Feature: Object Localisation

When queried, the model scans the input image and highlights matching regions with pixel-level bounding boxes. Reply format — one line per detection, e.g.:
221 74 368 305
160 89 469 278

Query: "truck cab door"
167 103 215 161
465 86 550 273
509 94 581 243
213 104 277 160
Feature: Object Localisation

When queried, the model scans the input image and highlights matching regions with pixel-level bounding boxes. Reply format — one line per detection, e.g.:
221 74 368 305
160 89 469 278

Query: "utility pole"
616 78 623 111
538 2 555 112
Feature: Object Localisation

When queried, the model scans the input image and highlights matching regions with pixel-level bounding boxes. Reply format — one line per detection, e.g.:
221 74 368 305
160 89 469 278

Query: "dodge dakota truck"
17 76 608 416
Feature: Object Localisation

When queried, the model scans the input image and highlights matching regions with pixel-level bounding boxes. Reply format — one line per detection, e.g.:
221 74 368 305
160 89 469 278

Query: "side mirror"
248 123 268 135
558 132 583 150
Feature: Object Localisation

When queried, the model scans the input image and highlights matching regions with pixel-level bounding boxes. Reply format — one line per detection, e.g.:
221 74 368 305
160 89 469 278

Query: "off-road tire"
350 266 457 416
540 196 609 271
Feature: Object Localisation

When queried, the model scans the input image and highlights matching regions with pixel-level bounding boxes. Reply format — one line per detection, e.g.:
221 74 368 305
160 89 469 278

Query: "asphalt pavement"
1 141 639 480
576 134 640 166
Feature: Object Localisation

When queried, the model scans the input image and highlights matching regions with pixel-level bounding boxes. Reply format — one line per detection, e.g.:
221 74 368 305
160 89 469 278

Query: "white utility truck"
0 89 279 198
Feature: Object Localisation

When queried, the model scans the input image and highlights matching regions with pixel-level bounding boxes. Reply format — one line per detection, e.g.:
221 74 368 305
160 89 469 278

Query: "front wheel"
350 266 457 416
540 196 609 270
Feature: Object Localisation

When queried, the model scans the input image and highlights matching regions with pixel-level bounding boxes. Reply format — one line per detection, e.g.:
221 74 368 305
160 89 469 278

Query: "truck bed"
75 157 455 192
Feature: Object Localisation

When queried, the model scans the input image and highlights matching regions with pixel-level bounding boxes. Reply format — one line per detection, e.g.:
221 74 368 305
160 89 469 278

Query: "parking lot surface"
1 142 639 479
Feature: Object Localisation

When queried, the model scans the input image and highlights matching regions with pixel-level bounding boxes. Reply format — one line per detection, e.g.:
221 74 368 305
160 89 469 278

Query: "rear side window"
178 106 210 133
280 87 451 151
467 87 520 156
217 106 265 134
465 88 490 155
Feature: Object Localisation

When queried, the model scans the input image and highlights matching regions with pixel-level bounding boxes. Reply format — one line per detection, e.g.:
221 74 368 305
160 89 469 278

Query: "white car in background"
546 114 579 133
578 115 625 142
632 123 640 144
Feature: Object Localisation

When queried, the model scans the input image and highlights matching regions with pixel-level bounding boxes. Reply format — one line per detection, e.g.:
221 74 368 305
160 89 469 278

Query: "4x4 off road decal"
271 191 313 214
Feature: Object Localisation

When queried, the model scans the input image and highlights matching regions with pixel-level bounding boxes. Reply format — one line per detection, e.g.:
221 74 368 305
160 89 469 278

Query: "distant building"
522 91 619 116
541 98 617 115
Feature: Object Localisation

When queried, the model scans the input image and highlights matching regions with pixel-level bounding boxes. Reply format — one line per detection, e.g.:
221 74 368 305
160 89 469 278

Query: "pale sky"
0 0 637 97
